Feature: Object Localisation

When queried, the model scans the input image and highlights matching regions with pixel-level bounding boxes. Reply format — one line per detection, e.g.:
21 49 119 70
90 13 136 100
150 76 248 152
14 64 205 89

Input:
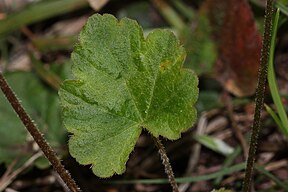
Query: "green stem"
0 73 81 192
152 136 179 192
242 0 275 191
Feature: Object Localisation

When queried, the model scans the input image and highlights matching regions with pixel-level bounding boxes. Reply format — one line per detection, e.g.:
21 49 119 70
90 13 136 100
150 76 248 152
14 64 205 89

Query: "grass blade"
267 8 288 137
214 146 242 185
276 2 288 16
110 163 247 184
255 165 288 191
264 104 286 133
194 135 234 156
0 0 88 37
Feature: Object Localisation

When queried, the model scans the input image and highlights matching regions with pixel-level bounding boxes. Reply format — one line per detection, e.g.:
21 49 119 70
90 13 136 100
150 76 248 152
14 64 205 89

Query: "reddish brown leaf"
202 0 262 97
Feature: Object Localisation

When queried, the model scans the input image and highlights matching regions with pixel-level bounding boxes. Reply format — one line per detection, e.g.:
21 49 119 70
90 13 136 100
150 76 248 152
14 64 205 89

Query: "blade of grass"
151 0 186 31
109 162 288 191
109 162 247 184
264 103 286 133
267 8 288 137
194 135 234 156
255 165 288 191
29 53 62 90
0 0 88 37
169 0 195 21
214 146 242 185
31 35 77 52
276 2 288 16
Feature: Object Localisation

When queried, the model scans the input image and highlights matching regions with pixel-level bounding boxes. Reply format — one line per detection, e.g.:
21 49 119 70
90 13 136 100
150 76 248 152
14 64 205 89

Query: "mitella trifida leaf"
59 14 198 177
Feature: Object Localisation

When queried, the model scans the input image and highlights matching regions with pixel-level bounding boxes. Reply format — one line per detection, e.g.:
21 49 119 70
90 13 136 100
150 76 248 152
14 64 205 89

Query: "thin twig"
179 113 208 192
224 93 249 159
242 0 275 191
152 136 179 192
0 152 42 191
0 73 81 192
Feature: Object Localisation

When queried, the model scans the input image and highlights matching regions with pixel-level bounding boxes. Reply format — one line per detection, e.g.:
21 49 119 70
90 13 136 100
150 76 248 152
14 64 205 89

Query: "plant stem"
242 0 275 192
0 73 81 192
152 136 179 192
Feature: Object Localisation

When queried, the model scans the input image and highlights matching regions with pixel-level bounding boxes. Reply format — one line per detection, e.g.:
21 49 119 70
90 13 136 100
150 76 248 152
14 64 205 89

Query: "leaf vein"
64 88 137 124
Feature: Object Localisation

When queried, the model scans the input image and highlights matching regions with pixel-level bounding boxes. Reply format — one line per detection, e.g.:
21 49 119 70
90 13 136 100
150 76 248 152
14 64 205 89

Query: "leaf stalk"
0 73 81 192
152 136 179 192
242 0 275 191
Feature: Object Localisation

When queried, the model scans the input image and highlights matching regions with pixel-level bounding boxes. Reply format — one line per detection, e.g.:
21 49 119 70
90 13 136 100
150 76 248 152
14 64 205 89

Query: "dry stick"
152 136 179 192
242 0 274 192
225 93 249 159
179 113 208 192
0 152 42 191
0 73 81 192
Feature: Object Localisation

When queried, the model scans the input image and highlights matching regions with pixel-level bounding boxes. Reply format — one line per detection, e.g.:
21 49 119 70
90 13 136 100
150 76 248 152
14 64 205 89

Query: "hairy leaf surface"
59 14 198 177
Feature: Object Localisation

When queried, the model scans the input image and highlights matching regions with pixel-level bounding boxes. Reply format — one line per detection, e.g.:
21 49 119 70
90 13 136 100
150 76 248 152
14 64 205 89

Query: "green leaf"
59 14 198 178
194 135 234 156
0 72 66 167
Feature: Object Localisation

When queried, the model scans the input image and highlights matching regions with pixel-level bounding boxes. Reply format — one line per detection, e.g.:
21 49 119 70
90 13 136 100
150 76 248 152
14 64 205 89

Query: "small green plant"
59 14 198 190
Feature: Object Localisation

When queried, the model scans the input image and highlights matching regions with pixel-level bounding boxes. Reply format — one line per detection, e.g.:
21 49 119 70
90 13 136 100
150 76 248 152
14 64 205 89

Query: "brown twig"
152 136 179 192
224 93 249 159
179 113 208 192
0 152 42 191
242 0 275 191
0 73 81 192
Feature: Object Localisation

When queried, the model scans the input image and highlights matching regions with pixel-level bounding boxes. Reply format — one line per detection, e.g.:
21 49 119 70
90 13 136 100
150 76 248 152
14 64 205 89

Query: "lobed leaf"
59 14 198 177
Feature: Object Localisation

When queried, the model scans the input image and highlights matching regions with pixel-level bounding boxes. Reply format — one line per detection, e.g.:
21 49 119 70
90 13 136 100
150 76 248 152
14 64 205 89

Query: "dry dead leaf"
87 0 109 11
202 0 262 97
